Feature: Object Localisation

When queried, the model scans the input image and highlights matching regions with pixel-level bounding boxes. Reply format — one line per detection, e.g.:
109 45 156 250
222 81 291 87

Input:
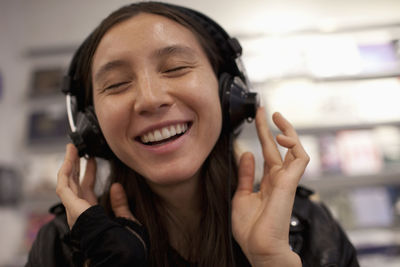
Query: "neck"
147 173 203 259
147 173 202 228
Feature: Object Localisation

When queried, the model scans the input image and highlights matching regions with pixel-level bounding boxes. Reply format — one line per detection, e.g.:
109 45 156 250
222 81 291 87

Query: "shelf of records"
256 74 400 191
238 118 400 192
352 227 400 267
322 184 400 266
237 112 400 190
298 125 400 189
318 184 400 231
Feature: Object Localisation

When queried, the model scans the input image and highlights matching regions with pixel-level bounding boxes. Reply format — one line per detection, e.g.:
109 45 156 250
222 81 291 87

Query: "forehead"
92 13 205 68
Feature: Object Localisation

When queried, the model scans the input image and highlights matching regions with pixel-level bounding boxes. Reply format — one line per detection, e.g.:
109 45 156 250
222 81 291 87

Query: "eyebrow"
93 45 198 83
155 45 197 60
93 59 131 84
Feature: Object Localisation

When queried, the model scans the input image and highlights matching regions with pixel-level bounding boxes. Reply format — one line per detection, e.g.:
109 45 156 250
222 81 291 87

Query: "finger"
81 158 97 191
283 149 296 164
272 112 298 139
57 155 73 193
276 134 298 164
73 145 81 185
276 134 299 158
273 113 309 163
255 107 282 167
110 183 138 223
63 144 80 195
56 158 80 205
276 134 296 148
235 152 255 195
81 158 98 205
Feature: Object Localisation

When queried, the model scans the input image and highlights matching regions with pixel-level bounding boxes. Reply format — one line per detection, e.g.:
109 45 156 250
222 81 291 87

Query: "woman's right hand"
56 144 98 229
56 144 139 229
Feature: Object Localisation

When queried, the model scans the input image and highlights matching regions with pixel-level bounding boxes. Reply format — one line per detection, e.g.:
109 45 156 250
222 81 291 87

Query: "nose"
133 72 173 115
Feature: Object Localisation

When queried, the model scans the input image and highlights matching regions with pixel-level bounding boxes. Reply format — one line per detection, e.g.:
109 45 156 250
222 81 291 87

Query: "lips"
137 122 190 145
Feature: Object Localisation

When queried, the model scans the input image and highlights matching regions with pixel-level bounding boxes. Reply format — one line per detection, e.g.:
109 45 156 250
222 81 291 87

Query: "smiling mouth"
137 122 191 146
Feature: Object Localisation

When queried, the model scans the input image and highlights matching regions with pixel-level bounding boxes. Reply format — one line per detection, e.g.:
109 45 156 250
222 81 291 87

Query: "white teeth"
176 124 182 134
140 123 189 144
154 130 162 141
148 132 155 142
169 125 176 136
161 127 171 139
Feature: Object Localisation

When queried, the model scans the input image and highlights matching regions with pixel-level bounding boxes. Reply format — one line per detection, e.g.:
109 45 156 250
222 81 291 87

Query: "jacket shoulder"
25 203 82 267
290 186 359 267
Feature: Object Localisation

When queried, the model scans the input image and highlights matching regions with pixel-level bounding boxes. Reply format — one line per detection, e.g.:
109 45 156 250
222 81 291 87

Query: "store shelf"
301 166 400 192
348 227 400 247
292 121 400 135
314 72 400 82
260 71 400 84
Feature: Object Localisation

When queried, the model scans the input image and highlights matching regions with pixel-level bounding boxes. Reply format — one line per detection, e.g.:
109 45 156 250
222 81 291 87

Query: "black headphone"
61 2 259 159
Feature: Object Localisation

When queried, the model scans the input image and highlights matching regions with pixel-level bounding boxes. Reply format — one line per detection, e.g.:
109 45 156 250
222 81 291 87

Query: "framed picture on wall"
27 107 68 144
0 167 21 206
29 66 64 97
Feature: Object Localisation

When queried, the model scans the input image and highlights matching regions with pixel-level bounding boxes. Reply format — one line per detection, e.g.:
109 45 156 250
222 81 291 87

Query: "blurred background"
1 0 400 266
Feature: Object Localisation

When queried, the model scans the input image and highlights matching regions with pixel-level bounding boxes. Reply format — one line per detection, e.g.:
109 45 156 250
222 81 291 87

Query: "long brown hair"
74 2 248 266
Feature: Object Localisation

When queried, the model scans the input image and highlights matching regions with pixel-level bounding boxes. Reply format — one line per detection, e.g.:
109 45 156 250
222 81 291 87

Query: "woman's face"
91 13 222 186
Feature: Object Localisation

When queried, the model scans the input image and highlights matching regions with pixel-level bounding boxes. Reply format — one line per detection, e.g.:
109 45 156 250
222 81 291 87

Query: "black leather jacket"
26 186 359 267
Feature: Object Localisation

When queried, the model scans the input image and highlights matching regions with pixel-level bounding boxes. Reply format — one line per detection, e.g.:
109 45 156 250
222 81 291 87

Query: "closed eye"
105 81 130 90
164 66 188 73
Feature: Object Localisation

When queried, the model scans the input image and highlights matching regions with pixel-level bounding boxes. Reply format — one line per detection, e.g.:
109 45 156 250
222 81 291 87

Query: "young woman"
27 2 359 267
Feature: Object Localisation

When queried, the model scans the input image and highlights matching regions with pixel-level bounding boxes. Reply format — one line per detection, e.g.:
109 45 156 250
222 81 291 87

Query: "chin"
143 166 201 187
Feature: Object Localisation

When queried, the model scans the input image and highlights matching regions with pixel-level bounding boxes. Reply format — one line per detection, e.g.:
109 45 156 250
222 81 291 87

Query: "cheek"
94 97 129 141
195 75 222 123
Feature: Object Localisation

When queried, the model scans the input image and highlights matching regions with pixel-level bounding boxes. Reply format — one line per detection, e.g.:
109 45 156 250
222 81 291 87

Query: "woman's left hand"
232 107 309 267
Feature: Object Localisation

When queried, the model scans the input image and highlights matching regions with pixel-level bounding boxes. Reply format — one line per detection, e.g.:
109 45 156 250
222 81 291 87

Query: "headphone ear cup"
70 107 112 158
219 72 258 132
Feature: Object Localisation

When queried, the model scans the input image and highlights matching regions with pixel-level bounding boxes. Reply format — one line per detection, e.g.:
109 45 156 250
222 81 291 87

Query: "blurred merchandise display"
240 24 400 266
293 127 400 181
373 126 400 163
319 134 342 175
29 66 64 97
350 187 394 228
299 135 322 177
336 130 383 175
0 167 21 206
27 109 68 144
